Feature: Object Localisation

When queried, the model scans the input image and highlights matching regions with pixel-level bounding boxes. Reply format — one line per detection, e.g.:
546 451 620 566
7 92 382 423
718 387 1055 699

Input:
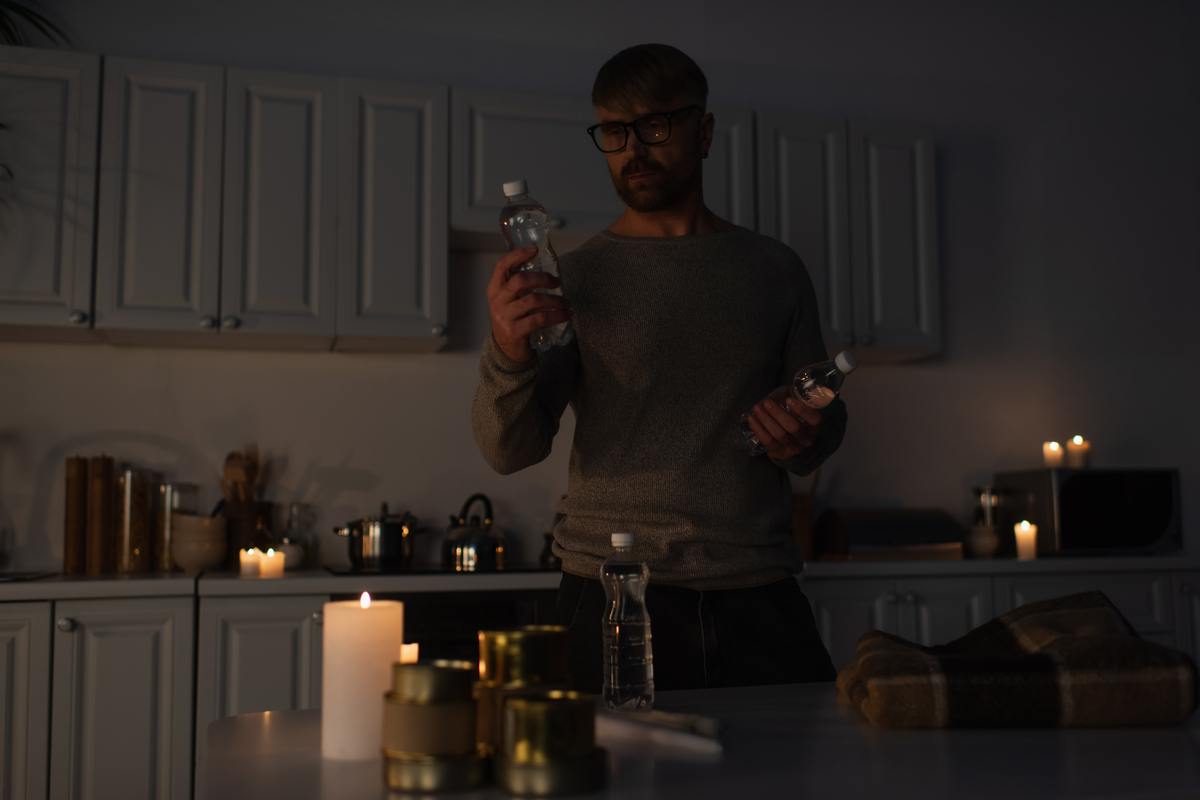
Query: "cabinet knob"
222 316 241 330
1182 583 1192 596
885 591 898 604
312 612 323 625
858 334 873 346
69 310 87 325
905 592 917 605
57 617 76 632
431 324 446 336
199 315 217 330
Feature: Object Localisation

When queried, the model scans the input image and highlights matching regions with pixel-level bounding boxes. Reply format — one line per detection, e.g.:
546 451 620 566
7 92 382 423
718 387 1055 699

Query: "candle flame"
360 591 371 609
267 548 274 556
1072 435 1083 445
1048 442 1059 451
1020 520 1030 531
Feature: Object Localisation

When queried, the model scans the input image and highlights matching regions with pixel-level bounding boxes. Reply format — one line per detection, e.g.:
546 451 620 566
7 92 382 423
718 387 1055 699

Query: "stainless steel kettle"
335 503 418 572
443 493 506 572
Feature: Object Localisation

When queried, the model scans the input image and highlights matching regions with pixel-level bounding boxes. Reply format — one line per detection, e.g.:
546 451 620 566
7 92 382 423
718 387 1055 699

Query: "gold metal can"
493 690 604 796
383 751 487 793
389 659 476 703
478 625 569 685
383 660 478 758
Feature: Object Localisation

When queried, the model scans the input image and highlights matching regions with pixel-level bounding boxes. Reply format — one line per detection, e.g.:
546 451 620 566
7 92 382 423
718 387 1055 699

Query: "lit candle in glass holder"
1064 435 1090 468
1015 520 1038 561
1042 441 1064 468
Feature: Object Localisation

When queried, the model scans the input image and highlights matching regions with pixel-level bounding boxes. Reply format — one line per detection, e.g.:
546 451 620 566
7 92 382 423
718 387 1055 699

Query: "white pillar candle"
321 592 405 760
239 548 261 576
258 548 284 578
1042 441 1064 468
399 642 420 664
1064 435 1090 468
1015 520 1038 561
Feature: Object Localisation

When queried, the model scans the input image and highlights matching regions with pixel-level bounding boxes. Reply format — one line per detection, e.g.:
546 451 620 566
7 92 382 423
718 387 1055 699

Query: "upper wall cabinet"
94 58 224 337
335 79 448 349
0 46 99 338
705 106 756 231
757 114 853 351
221 69 339 344
451 87 624 236
758 115 941 360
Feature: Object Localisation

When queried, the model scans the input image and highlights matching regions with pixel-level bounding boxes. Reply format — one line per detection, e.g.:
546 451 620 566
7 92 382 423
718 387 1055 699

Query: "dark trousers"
553 572 837 692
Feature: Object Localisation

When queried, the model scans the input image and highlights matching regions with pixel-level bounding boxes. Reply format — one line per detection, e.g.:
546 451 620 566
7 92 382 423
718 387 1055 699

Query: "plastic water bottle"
499 179 573 351
735 351 858 456
601 532 654 711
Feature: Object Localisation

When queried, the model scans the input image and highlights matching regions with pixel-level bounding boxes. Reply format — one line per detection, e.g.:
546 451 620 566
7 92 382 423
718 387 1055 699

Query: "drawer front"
801 578 898 671
992 571 1174 634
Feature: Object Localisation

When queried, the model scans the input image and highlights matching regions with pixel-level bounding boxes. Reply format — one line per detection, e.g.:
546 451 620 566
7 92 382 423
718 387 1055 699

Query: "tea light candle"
1015 520 1038 561
400 642 420 664
1042 441 1064 468
321 592 405 760
258 548 284 578
1064 435 1090 468
239 548 261 576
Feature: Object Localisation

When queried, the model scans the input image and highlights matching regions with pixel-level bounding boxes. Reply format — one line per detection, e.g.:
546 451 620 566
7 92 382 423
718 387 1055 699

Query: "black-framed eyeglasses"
587 105 702 153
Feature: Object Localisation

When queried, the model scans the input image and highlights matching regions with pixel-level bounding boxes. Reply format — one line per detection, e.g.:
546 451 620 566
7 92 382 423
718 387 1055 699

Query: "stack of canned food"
382 625 606 796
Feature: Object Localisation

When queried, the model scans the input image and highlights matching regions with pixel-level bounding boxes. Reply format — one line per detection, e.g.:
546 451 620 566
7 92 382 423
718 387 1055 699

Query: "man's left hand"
747 386 823 461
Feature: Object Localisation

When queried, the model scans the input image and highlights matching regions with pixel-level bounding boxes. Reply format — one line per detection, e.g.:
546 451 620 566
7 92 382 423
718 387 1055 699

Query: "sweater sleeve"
471 334 579 475
770 255 849 477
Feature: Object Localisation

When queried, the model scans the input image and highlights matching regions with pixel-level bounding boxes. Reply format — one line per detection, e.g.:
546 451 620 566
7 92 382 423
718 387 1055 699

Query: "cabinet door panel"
194 595 327 800
336 79 447 340
704 107 755 230
849 125 940 352
993 572 1174 636
801 578 897 671
222 70 338 338
94 58 223 332
49 597 193 800
757 114 852 350
451 87 623 233
896 576 993 646
0 46 99 331
1173 572 1199 660
0 602 51 800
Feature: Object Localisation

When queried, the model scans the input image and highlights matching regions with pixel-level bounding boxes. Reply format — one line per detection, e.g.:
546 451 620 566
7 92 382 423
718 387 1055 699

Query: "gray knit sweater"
472 228 847 590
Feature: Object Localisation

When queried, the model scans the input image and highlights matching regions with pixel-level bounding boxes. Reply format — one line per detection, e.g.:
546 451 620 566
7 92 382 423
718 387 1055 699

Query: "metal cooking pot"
443 493 506 572
335 503 419 572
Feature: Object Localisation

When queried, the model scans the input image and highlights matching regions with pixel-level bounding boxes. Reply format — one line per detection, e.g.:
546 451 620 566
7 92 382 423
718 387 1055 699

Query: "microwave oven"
992 469 1181 556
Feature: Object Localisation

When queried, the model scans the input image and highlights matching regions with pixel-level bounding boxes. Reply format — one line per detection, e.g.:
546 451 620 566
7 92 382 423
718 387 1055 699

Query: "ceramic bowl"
172 512 227 538
171 536 227 574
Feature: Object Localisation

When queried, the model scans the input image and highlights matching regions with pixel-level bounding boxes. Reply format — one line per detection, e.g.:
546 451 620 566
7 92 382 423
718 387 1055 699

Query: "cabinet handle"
905 592 917 605
222 315 241 330
199 315 217 330
312 612 323 625
885 591 897 604
57 617 76 632
69 310 87 325
1182 584 1192 596
431 324 446 336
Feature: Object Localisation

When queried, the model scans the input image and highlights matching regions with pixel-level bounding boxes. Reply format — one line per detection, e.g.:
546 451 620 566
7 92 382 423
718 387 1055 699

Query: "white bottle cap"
834 351 858 374
611 532 634 547
502 179 528 197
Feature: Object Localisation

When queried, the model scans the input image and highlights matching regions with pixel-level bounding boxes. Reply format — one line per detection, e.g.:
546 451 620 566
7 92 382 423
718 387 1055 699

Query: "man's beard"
610 154 702 213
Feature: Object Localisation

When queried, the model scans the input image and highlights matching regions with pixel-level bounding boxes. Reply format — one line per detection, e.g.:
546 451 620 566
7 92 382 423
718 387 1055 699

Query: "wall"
0 0 1197 570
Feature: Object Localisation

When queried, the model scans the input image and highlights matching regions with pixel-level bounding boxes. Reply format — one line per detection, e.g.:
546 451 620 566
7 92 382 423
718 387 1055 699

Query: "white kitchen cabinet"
801 578 897 671
451 86 625 234
334 79 448 350
221 69 339 345
848 124 941 356
756 113 853 351
896 576 993 648
1173 572 1199 660
0 46 99 339
993 571 1176 646
194 594 328 799
703 106 755 230
0 602 51 800
49 596 194 800
93 57 225 338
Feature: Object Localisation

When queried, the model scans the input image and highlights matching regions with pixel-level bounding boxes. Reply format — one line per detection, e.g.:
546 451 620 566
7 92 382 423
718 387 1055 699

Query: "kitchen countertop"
802 554 1200 579
202 682 1200 800
197 567 564 596
0 572 196 601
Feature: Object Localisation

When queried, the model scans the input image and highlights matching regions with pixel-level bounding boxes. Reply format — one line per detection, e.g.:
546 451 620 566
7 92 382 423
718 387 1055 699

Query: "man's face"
596 101 712 214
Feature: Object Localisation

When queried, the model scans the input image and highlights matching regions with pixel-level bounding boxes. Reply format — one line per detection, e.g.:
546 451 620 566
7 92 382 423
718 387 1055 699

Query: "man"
472 44 845 690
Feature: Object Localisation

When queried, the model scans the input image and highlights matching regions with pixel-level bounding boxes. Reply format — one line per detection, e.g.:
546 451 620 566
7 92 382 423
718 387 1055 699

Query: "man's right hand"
487 246 573 363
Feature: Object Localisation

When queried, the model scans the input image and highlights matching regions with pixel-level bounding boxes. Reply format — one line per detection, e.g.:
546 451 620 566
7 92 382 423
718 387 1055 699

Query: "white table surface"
203 683 1200 800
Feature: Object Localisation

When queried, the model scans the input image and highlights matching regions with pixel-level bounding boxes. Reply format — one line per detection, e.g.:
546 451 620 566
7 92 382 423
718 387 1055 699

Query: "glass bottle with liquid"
735 351 858 456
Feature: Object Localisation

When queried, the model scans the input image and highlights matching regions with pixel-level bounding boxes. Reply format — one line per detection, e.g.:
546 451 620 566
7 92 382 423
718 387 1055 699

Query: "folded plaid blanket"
837 591 1198 728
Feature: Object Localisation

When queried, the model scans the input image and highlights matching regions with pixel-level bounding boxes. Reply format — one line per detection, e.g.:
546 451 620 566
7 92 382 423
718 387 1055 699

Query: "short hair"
592 44 709 115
